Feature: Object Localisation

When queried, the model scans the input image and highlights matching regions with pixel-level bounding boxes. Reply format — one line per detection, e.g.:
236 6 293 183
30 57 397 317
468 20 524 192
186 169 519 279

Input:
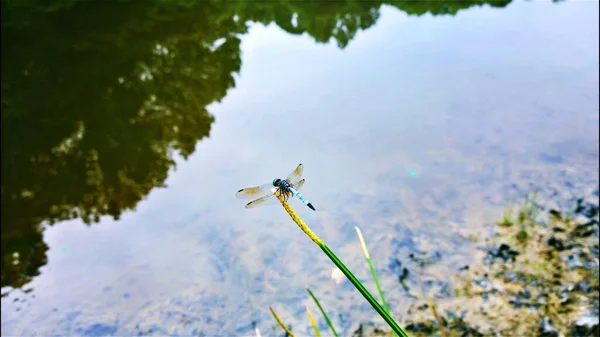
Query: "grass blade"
320 244 410 337
269 306 296 337
276 194 409 337
306 306 322 337
429 300 447 337
355 225 397 337
306 288 338 337
355 226 391 313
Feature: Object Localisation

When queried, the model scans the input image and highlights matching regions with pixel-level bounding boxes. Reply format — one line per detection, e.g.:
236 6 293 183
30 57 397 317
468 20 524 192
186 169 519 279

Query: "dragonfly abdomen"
288 187 316 211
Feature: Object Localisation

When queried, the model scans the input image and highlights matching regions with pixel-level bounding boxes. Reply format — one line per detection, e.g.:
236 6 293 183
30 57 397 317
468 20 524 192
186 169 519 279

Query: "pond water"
1 1 599 336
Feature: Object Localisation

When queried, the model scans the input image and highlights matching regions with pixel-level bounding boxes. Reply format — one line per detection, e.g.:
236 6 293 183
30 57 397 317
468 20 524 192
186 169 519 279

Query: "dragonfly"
236 163 316 211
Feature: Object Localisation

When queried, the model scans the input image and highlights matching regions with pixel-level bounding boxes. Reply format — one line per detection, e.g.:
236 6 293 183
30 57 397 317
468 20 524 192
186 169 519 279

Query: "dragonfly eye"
272 178 281 186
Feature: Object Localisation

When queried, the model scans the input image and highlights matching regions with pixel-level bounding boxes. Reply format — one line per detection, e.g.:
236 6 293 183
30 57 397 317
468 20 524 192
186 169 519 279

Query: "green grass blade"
319 244 410 337
277 195 409 337
355 226 391 313
355 226 396 337
367 258 389 311
269 306 296 337
306 306 322 337
306 288 338 337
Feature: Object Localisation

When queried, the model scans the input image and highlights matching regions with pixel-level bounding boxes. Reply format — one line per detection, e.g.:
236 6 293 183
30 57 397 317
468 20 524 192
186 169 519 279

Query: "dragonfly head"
272 178 282 186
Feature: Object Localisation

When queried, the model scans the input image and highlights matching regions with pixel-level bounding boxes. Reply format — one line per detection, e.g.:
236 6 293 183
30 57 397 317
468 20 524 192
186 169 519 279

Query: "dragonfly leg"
277 187 288 201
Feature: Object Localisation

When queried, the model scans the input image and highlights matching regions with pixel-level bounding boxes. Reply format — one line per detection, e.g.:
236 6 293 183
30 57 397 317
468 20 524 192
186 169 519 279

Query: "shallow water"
1 1 599 336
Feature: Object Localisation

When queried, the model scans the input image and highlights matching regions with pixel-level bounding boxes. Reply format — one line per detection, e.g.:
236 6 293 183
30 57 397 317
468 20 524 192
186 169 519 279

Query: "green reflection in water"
1 0 512 290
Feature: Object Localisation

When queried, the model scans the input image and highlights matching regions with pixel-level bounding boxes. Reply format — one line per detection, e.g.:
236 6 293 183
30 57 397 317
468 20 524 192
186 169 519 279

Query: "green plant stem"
306 288 338 337
276 195 409 337
319 244 409 337
356 226 391 314
269 306 296 337
366 258 398 337
306 306 322 337
366 258 390 313
355 226 396 337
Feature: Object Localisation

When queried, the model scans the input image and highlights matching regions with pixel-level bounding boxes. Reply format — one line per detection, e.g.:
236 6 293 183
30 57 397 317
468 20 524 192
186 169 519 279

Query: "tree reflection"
391 0 512 16
1 0 511 290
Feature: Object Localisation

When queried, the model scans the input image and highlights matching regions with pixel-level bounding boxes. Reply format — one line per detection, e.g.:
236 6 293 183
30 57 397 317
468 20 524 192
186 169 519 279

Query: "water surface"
1 1 599 335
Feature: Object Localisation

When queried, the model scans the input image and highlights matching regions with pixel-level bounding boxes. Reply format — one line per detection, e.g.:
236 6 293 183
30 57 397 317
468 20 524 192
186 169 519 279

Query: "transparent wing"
245 194 278 209
236 182 274 200
286 163 304 185
291 179 305 191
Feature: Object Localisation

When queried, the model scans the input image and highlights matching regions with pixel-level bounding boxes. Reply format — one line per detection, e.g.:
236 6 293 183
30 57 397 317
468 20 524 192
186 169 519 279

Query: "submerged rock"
351 322 388 337
570 314 599 337
484 243 520 264
539 317 563 337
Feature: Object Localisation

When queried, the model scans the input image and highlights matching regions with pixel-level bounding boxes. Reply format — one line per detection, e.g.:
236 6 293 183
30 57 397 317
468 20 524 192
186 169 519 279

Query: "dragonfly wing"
286 163 304 185
246 194 278 209
291 179 305 191
236 182 274 200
